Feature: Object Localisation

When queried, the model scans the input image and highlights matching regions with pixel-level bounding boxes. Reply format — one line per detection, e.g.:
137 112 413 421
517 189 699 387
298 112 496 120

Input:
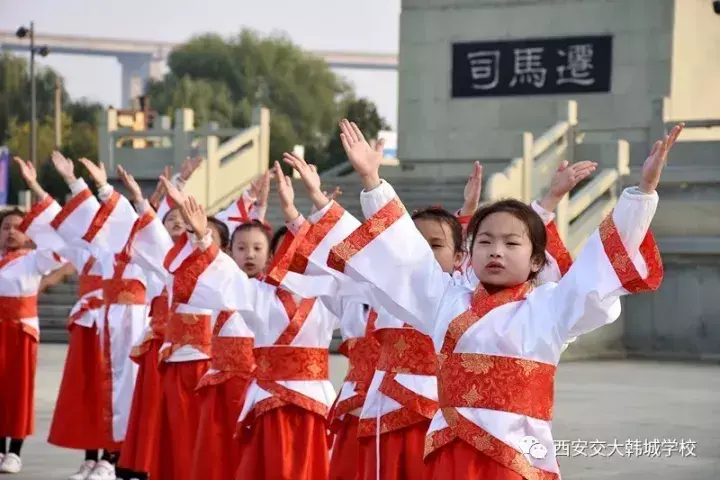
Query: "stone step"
39 304 73 320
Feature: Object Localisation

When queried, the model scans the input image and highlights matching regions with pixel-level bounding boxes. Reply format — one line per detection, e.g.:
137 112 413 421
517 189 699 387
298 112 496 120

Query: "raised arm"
313 120 451 334
76 160 138 254
549 124 683 341
48 152 102 245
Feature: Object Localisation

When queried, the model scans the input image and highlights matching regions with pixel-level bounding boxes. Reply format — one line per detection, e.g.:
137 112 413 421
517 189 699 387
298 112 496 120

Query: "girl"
189 182 271 480
49 153 157 480
12 157 115 480
313 120 682 479
161 162 340 480
278 151 584 480
0 199 67 473
115 160 201 480
119 172 264 480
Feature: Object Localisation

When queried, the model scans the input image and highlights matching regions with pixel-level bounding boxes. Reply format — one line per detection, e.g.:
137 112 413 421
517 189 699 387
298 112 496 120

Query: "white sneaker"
0 453 22 473
87 460 115 480
68 460 97 480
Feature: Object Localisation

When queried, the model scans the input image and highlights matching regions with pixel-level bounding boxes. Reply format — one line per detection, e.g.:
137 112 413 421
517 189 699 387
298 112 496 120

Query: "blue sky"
0 0 401 127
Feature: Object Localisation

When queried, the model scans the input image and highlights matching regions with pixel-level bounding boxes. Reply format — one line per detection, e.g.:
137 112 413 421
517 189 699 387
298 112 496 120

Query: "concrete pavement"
7 345 720 479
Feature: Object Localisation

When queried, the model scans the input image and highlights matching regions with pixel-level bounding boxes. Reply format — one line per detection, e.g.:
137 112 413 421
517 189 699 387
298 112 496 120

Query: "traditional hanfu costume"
52 179 154 458
0 201 66 471
163 216 339 480
317 180 662 479
279 198 575 480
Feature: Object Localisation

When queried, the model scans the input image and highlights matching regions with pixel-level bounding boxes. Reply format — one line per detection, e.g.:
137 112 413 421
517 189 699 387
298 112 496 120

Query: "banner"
0 147 9 206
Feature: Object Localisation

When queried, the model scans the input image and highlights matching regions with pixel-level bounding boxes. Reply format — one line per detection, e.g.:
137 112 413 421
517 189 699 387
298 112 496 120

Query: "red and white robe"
117 286 169 478
323 180 663 479
191 310 255 480
278 198 576 480
0 236 64 439
19 193 109 450
165 227 339 480
52 179 151 445
327 302 380 480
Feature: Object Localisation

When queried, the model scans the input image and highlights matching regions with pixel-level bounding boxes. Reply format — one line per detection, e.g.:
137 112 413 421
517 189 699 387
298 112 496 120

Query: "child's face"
231 228 270 278
0 215 29 251
470 212 541 288
414 218 463 274
163 209 186 238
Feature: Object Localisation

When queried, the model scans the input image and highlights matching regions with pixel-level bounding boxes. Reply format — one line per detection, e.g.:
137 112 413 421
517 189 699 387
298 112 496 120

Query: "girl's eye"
507 242 520 247
478 240 491 245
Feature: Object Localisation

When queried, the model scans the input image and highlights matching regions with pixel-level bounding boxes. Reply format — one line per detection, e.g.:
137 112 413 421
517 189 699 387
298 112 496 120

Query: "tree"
148 29 388 167
0 53 69 146
319 97 391 170
5 113 98 204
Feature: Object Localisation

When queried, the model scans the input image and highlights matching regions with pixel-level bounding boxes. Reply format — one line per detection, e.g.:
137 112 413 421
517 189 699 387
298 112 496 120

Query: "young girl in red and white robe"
120 172 265 480
0 205 67 474
162 165 340 480
277 152 581 480
304 120 682 479
114 163 200 480
48 154 158 480
13 157 122 480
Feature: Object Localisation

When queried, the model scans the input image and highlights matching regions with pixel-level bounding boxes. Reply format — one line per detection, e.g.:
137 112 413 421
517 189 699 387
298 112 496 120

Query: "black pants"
0 438 23 456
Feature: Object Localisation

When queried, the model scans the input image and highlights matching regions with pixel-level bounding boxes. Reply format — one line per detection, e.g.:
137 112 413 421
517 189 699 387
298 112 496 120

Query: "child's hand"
540 160 597 211
640 123 683 194
78 158 108 188
179 196 207 239
461 161 483 216
338 119 384 191
51 151 76 184
117 165 143 204
159 175 188 207
180 156 203 181
282 152 329 211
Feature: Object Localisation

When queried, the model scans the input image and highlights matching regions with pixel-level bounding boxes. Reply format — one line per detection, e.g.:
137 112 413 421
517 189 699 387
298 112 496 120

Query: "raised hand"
159 175 188 207
117 165 143 204
51 151 76 184
640 123 684 194
461 161 483 216
179 196 207 239
13 157 46 199
78 158 108 188
550 160 597 198
327 186 342 201
180 156 203 181
274 161 299 222
256 170 271 208
338 119 384 190
282 152 329 210
13 156 37 185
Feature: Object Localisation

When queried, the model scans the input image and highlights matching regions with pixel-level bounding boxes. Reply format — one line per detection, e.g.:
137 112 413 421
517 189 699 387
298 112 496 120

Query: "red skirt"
329 415 360 480
358 419 431 480
0 322 37 439
235 405 330 480
190 375 251 480
48 324 107 450
117 338 164 475
425 439 523 479
156 360 209 480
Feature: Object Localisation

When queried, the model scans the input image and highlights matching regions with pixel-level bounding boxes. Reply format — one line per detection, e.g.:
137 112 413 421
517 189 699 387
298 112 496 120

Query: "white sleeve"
325 180 451 335
550 187 662 340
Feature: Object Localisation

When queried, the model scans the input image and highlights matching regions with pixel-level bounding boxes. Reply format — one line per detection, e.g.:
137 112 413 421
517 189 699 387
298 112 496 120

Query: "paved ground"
8 345 720 479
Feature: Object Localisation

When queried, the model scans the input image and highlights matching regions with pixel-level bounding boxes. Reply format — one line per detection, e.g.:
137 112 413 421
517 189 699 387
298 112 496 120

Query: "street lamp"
16 23 50 167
